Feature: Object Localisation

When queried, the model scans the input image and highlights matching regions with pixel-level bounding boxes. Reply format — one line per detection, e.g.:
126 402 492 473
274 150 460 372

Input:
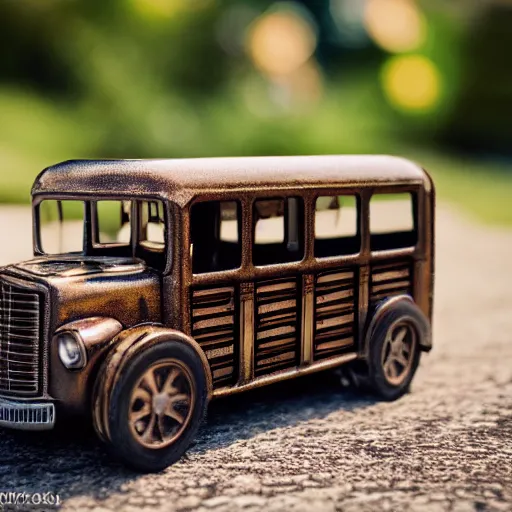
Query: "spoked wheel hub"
129 359 195 449
381 322 416 386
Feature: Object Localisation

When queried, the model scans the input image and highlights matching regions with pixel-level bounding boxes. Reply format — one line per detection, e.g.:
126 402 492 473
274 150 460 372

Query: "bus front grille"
0 278 42 396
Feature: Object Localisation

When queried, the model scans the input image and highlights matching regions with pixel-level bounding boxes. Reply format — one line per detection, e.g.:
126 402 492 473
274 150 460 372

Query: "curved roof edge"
32 155 431 206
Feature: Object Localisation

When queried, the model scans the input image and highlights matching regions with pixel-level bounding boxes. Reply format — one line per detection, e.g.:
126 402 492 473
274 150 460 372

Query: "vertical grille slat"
254 277 300 377
191 286 237 388
314 268 357 360
0 278 41 396
370 260 412 302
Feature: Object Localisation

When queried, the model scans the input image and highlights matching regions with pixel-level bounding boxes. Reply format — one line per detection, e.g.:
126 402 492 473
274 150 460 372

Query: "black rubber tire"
367 301 425 401
106 340 208 472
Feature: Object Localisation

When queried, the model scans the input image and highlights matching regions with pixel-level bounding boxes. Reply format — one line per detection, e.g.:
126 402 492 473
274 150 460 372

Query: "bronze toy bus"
0 155 434 471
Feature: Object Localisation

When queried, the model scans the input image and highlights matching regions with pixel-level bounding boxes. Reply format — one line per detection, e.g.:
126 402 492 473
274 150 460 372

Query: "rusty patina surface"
32 155 431 206
0 155 435 471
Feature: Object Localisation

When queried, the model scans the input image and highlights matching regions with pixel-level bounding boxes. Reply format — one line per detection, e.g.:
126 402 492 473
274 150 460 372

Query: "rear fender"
361 295 432 359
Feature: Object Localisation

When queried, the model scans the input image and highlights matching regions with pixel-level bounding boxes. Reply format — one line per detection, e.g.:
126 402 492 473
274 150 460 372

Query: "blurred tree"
0 0 510 189
0 0 235 158
0 2 78 95
441 2 512 155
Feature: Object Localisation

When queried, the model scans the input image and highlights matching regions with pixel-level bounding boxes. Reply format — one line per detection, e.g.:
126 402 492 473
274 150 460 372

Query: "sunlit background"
1 0 511 223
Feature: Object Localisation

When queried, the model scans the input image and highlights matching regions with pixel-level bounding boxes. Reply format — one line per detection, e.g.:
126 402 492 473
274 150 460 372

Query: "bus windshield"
36 198 168 270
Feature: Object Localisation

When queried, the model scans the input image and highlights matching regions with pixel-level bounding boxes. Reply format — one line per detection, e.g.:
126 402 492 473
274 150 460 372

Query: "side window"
140 201 165 249
370 192 417 251
190 200 241 274
315 195 360 257
38 200 85 254
137 200 166 270
253 197 304 266
94 200 131 246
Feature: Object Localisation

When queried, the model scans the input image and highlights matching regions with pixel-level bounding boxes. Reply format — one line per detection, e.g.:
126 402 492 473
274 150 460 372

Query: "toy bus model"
0 156 434 471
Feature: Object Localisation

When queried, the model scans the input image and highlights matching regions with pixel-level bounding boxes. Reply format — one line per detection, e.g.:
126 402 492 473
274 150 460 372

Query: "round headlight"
57 332 86 370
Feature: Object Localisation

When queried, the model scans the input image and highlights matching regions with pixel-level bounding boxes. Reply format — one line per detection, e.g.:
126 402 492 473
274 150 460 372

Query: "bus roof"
32 155 431 206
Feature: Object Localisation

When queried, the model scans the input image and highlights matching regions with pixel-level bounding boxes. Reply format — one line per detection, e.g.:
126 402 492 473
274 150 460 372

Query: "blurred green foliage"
0 0 510 224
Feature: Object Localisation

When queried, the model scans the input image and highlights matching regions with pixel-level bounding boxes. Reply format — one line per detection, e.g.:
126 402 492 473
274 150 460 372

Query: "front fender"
55 316 123 355
50 317 123 414
92 325 213 443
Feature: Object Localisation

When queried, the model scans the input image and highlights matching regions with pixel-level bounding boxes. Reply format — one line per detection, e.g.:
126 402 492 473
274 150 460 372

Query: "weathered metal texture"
0 397 55 430
55 317 123 349
254 277 300 377
50 317 123 414
127 358 195 449
32 156 432 207
0 155 434 425
0 272 51 400
174 156 434 397
239 282 254 384
362 294 432 358
314 268 356 360
12 258 160 328
0 277 41 396
300 274 314 366
213 352 359 398
370 260 412 301
92 325 213 443
0 259 161 411
191 286 238 388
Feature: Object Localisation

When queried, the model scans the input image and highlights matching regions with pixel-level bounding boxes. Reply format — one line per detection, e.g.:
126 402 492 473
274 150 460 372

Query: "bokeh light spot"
381 55 442 112
286 61 323 105
330 0 368 48
247 3 317 77
364 0 426 53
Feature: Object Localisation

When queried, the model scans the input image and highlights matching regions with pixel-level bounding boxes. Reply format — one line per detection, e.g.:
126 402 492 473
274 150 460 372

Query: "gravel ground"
0 204 511 512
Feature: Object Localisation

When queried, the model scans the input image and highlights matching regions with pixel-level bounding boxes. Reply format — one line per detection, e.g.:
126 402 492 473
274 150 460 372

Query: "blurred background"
1 0 511 224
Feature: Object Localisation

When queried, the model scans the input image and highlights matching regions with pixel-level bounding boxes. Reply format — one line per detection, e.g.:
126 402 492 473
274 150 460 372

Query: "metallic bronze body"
91 326 212 443
0 155 434 437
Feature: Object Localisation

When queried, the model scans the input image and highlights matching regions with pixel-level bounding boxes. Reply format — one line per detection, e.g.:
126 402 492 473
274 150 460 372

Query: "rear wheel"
380 321 417 387
105 341 207 472
366 302 424 401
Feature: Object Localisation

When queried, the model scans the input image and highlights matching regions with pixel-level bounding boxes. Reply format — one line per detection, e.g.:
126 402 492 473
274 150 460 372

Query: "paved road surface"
0 205 511 512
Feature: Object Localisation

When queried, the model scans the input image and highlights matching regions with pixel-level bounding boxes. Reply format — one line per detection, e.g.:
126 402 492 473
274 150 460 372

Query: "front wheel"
367 302 423 401
104 341 207 472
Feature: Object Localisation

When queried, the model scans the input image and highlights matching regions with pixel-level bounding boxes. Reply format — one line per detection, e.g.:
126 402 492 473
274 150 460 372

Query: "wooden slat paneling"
314 268 356 360
191 285 237 388
370 260 412 301
254 277 300 376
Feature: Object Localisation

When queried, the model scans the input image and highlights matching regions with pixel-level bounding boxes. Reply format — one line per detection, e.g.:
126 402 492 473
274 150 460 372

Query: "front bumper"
0 397 55 431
